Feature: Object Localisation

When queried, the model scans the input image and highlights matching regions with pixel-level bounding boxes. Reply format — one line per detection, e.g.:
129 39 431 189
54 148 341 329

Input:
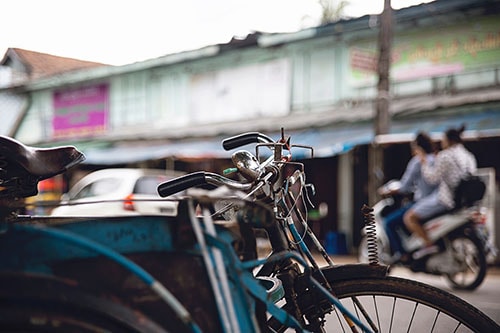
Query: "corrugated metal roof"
1 48 106 81
22 0 500 90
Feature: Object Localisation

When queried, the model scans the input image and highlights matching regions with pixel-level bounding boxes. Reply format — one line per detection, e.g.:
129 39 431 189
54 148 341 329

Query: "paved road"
330 255 500 326
389 264 500 326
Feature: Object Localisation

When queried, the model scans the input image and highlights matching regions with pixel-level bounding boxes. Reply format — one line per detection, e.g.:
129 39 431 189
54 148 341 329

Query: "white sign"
190 58 291 123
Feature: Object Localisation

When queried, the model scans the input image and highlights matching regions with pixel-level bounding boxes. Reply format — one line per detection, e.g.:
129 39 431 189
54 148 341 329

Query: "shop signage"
349 17 500 87
52 83 109 139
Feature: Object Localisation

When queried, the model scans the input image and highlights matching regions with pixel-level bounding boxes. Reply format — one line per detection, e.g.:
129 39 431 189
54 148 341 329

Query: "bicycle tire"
0 300 167 333
269 273 499 332
0 274 169 333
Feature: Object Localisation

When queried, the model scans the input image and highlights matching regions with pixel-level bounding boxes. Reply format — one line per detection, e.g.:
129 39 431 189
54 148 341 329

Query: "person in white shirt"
403 125 477 259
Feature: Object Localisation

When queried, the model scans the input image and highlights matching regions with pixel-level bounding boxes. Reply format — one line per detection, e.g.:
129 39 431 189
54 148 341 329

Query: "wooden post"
369 0 393 205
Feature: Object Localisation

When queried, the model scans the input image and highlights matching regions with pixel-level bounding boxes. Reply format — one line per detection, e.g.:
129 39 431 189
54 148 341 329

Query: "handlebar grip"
222 132 274 151
157 171 208 197
222 132 261 150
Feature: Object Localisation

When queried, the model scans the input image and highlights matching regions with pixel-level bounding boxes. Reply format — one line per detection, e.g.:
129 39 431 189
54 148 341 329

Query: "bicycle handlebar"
157 172 207 197
158 131 280 197
157 171 254 197
222 132 274 151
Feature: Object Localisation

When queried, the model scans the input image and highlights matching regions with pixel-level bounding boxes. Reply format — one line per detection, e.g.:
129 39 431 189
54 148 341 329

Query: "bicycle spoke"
406 302 417 333
372 295 382 332
352 296 379 332
389 297 396 332
430 310 439 332
333 306 348 333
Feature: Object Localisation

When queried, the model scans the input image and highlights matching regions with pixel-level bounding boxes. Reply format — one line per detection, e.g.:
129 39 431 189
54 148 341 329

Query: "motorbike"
359 179 497 290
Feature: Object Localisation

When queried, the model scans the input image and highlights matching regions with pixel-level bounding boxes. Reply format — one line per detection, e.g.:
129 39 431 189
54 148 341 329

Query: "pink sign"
52 83 108 139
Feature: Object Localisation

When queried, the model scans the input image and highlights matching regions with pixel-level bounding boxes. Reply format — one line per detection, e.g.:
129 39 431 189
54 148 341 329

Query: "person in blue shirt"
381 132 437 263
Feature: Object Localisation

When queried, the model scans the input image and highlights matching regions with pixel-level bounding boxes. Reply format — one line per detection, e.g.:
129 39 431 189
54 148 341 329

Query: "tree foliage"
318 0 349 24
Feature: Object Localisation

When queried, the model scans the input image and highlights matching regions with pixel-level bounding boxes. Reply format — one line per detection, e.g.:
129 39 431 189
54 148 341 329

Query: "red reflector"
471 211 487 224
123 194 135 211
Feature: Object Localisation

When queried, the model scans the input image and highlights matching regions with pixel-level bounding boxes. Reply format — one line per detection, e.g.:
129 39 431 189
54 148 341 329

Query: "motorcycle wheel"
268 274 499 332
445 231 487 290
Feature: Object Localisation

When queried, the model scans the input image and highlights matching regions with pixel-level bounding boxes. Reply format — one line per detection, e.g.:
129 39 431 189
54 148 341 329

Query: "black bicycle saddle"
0 136 85 198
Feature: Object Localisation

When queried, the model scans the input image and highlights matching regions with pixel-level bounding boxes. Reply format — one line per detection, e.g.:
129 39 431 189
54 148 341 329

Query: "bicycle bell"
231 150 262 181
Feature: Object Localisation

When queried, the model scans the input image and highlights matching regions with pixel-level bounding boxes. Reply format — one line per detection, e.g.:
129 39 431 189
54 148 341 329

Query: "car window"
71 178 121 200
134 175 169 195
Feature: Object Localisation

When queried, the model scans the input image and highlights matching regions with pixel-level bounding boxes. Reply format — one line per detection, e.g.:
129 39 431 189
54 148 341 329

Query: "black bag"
454 174 486 208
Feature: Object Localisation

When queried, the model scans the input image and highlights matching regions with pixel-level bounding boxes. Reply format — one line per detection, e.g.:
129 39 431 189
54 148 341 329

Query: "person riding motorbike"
380 132 437 263
404 125 477 259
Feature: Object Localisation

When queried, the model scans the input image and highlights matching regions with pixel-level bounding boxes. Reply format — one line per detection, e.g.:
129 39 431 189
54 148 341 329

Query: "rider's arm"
465 148 478 174
398 156 420 194
420 151 446 185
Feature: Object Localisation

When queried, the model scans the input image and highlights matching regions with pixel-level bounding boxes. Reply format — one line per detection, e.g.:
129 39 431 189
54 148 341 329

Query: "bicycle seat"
0 136 85 198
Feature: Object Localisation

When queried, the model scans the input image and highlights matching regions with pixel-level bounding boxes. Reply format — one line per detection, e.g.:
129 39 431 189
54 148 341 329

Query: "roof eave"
24 45 220 91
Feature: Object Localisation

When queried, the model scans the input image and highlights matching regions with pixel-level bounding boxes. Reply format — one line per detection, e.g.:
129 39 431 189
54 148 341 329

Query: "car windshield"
134 175 170 195
71 177 121 200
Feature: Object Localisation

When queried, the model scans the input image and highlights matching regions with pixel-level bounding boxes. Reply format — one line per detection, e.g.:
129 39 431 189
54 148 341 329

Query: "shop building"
1 0 500 252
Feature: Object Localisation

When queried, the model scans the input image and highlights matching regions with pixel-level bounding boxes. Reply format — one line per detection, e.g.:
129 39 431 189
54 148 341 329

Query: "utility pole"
376 0 393 135
369 0 393 205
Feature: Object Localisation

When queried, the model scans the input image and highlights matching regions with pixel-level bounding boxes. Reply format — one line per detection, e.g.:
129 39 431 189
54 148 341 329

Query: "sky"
1 0 434 66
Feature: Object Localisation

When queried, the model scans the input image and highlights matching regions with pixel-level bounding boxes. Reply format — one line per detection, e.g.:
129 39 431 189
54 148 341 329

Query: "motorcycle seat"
0 136 85 198
420 207 463 224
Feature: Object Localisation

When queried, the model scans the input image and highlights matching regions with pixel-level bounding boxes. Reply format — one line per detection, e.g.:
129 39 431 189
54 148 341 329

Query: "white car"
51 168 184 217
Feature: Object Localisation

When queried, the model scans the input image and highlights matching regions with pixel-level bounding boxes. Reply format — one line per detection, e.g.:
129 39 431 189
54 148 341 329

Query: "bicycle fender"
317 264 389 282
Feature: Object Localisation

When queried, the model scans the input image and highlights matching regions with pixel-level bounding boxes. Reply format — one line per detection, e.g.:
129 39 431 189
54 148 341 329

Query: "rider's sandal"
399 253 411 264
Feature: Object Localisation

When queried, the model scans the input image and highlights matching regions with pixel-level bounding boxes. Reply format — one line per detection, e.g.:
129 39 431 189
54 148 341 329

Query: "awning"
286 126 373 158
80 125 374 165
81 138 228 165
79 107 500 165
286 107 500 157
377 107 500 144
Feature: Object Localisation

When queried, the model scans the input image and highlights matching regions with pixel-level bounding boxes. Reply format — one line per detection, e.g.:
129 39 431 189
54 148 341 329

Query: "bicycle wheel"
320 276 498 332
0 274 169 333
0 300 167 332
269 271 499 332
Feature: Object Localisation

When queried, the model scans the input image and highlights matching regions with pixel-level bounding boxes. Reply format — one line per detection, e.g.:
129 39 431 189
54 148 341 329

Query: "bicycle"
158 129 500 332
0 133 499 332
